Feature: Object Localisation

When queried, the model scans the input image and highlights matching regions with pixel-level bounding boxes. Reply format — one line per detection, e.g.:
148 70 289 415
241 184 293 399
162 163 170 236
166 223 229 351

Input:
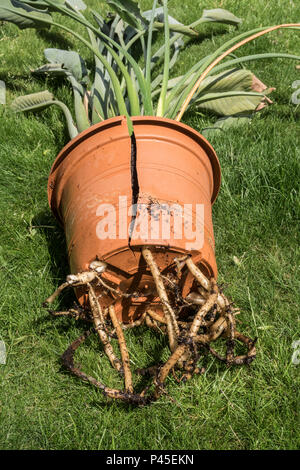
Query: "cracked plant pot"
48 115 221 322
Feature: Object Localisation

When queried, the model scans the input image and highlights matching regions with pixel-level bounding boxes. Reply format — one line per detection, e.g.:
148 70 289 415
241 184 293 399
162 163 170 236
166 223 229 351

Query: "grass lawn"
0 0 299 450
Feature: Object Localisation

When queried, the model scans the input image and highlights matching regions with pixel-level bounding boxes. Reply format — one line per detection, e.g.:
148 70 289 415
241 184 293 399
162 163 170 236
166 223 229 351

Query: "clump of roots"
44 249 257 406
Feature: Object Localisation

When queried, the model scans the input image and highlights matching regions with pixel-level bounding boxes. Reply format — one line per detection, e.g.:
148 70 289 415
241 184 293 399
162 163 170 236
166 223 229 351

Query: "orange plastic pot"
48 116 221 322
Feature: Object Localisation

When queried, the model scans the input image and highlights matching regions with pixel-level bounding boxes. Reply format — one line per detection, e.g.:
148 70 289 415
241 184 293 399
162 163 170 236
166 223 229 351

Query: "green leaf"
0 0 52 29
153 21 197 37
106 0 146 30
91 9 143 116
68 76 90 132
40 49 90 131
143 7 197 37
193 69 270 116
11 90 78 139
0 81 6 105
44 48 89 83
174 24 300 121
43 0 151 115
145 0 158 89
156 0 170 117
202 115 252 138
65 0 86 10
196 91 265 116
22 0 86 10
10 90 55 112
32 62 69 77
201 9 242 26
21 0 65 8
168 67 271 119
199 68 254 94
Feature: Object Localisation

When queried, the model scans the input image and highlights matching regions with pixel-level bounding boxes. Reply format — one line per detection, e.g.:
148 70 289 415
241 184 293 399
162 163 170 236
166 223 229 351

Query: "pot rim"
48 115 221 222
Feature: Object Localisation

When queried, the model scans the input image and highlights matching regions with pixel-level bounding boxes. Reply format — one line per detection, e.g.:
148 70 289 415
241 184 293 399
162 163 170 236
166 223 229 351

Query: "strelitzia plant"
2 0 300 137
2 0 300 404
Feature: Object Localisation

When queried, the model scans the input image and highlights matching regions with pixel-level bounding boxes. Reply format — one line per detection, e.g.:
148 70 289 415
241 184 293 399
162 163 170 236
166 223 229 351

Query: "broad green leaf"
32 62 69 77
196 91 266 116
201 9 242 26
168 68 271 118
106 0 146 30
193 69 272 116
0 0 52 29
44 48 88 83
0 81 6 105
143 7 197 37
39 49 90 131
153 21 197 37
174 25 300 121
10 90 78 139
65 0 86 10
21 0 64 8
202 115 251 138
198 68 254 95
22 0 86 10
11 90 55 112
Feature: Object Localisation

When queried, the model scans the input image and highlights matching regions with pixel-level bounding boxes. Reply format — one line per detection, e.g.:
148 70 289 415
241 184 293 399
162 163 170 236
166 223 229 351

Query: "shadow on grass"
37 29 74 51
32 207 76 316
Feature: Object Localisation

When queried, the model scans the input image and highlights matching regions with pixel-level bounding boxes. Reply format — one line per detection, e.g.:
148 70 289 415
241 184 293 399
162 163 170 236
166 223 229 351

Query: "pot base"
76 248 212 323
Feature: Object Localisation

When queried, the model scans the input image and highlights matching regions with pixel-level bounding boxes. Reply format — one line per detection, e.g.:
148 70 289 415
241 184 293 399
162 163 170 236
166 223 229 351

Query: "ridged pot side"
48 116 221 322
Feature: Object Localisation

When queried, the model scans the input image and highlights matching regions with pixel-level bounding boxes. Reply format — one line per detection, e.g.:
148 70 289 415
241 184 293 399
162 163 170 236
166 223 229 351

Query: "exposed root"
147 309 168 325
48 306 92 322
96 274 137 299
121 313 147 330
142 248 179 351
108 305 133 393
61 330 150 405
88 284 122 373
45 250 257 405
43 281 70 305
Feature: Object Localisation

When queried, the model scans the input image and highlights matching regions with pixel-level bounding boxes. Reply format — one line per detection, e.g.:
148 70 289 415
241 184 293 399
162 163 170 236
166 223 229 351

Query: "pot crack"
128 132 140 247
